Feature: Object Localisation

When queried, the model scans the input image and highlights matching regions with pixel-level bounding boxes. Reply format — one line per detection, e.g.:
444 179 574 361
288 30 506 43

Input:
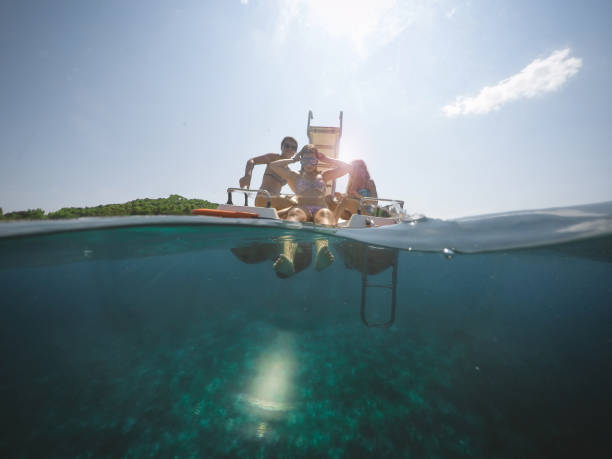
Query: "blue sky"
1 0 611 218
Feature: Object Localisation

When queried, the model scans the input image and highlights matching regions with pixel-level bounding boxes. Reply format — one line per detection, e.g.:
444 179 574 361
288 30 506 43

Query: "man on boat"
239 136 299 210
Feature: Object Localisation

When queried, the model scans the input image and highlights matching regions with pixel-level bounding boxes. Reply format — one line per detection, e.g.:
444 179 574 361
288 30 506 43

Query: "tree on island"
1 208 45 220
0 195 217 220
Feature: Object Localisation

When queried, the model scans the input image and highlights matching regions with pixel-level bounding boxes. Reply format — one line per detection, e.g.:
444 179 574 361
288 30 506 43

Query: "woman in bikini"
268 144 351 276
334 159 378 221
238 136 299 209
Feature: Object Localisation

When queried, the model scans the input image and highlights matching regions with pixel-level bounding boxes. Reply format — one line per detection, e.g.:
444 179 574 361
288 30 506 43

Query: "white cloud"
442 48 582 117
274 0 423 56
240 0 249 5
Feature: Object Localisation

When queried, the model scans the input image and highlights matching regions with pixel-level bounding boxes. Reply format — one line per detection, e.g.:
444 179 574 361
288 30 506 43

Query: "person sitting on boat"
238 136 299 210
334 159 378 221
268 144 351 276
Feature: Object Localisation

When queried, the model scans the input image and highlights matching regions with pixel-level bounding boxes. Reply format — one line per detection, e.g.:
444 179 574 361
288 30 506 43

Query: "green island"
0 194 217 221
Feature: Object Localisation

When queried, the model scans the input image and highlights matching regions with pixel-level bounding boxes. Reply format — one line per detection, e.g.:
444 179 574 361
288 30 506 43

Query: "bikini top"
295 174 327 195
263 167 288 186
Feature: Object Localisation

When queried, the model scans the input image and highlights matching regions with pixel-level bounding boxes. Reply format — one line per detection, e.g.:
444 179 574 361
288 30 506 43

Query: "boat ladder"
360 246 398 328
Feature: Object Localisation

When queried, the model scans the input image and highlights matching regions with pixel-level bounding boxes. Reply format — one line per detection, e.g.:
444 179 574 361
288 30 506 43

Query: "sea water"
1 203 611 458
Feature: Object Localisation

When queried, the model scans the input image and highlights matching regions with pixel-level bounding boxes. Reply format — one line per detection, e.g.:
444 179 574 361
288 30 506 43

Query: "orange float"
191 208 259 218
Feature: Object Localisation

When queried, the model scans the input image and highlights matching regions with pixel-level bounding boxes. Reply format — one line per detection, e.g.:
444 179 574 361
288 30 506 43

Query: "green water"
1 225 611 457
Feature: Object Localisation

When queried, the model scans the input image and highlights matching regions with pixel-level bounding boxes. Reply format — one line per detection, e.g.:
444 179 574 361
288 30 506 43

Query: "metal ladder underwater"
360 245 399 328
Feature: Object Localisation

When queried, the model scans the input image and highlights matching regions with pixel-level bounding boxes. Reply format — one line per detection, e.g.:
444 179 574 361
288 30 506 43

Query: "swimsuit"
296 175 326 195
258 167 288 203
263 167 288 187
294 174 327 218
302 205 324 216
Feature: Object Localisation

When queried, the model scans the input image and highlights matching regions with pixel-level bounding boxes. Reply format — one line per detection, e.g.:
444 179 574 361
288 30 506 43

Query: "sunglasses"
301 156 318 165
282 143 298 151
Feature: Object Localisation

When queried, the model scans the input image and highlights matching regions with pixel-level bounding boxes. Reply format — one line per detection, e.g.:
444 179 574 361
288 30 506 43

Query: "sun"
277 0 407 56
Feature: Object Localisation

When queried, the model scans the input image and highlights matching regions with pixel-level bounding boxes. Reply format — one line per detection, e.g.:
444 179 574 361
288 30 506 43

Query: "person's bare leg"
255 195 296 210
285 207 309 222
313 238 334 271
312 209 336 271
334 198 348 222
274 235 298 276
277 207 292 219
273 208 308 277
336 198 361 221
254 195 270 208
313 208 336 226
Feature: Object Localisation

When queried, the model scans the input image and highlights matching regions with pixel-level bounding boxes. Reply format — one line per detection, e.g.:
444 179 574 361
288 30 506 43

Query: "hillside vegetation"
0 195 217 220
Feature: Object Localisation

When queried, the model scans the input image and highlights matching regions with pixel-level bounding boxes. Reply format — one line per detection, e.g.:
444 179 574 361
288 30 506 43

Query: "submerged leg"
274 235 298 278
313 238 334 272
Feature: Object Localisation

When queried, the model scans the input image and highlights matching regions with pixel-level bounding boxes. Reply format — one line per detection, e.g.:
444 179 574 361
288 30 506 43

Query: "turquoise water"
1 207 612 458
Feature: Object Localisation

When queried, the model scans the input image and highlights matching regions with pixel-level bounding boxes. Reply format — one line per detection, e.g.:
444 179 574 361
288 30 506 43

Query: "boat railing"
357 197 405 217
226 188 272 208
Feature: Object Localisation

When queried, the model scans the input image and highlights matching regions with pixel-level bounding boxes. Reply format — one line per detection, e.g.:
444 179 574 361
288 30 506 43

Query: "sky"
1 0 611 219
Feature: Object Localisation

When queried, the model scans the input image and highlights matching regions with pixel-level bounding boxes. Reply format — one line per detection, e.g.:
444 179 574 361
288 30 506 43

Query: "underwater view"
1 204 611 458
